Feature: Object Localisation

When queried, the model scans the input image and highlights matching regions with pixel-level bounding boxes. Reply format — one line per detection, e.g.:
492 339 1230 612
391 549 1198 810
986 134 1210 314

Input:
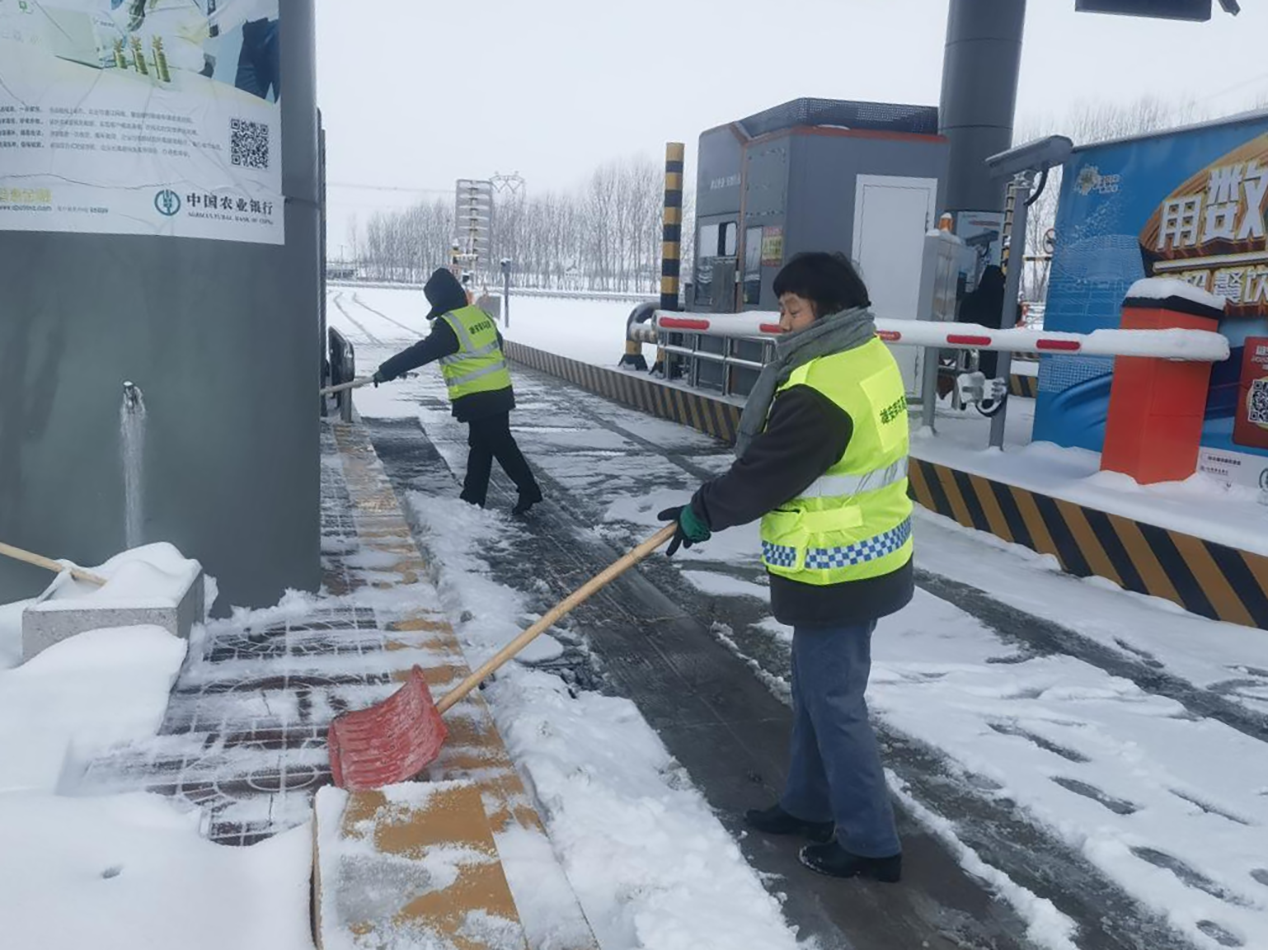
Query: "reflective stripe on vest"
438 306 512 401
797 457 909 499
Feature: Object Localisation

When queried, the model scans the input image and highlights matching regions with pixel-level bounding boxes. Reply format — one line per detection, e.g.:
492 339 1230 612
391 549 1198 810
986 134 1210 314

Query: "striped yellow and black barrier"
661 142 684 312
504 340 741 443
505 338 1268 631
654 142 685 376
908 457 1268 630
1010 372 1038 398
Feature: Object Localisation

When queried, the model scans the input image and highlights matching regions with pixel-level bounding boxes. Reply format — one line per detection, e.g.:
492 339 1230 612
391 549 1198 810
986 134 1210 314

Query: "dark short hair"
772 252 871 317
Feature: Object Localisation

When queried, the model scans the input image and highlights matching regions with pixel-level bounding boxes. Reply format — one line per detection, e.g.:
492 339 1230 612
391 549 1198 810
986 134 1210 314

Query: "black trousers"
461 412 540 506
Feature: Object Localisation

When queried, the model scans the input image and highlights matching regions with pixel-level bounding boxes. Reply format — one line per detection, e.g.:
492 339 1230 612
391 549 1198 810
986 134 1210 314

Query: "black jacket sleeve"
691 385 852 531
377 319 460 380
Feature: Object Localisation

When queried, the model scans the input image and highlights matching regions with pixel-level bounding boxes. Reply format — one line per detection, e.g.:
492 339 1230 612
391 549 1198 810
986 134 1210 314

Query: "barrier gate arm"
651 312 1231 363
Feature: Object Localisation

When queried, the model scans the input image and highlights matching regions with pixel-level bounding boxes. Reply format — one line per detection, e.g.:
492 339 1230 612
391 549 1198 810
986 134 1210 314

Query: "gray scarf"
734 306 877 457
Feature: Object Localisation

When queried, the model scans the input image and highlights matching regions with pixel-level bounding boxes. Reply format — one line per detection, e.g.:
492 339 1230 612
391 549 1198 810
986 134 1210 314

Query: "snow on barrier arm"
652 312 1230 362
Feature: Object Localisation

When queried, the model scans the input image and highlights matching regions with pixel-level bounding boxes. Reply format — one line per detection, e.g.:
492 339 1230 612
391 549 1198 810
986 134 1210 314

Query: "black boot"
512 488 542 517
798 841 902 882
744 804 834 843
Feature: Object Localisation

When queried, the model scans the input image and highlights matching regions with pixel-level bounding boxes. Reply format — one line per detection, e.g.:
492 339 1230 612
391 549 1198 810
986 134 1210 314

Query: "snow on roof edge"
1125 277 1226 312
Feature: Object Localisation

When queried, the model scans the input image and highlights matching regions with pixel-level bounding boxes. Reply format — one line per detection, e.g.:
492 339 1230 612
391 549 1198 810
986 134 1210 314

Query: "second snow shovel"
0 540 107 586
329 523 676 789
320 377 372 397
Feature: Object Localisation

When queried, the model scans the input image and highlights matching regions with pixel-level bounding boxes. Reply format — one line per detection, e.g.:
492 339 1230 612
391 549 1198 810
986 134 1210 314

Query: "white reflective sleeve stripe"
447 360 508 385
798 457 908 499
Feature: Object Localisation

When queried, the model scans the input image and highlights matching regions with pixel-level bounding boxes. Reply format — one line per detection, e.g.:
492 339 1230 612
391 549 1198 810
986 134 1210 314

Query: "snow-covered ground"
7 286 1266 950
332 287 1268 950
405 494 803 950
0 567 313 950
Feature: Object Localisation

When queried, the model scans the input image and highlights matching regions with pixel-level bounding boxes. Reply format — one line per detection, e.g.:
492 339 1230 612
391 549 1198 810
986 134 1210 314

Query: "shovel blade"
327 666 448 790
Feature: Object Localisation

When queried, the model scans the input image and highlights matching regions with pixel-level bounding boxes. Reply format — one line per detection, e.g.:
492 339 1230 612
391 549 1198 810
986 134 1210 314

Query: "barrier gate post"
988 170 1035 449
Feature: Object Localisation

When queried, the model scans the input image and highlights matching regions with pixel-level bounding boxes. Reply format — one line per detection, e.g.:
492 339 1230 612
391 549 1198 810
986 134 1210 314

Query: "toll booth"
684 98 949 396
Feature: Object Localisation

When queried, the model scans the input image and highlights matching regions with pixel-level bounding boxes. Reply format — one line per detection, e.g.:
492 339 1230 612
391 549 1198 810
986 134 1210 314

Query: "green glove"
657 505 712 557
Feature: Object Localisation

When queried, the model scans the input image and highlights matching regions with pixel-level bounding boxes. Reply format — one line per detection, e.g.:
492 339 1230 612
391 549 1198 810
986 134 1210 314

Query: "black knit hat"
423 268 469 320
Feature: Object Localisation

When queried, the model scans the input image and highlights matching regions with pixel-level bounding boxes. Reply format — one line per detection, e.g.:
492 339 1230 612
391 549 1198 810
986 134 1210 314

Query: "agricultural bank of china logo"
154 189 182 217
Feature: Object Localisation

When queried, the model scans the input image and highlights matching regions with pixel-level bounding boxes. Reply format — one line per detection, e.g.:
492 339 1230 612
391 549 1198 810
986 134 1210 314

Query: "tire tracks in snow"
914 570 1268 746
526 364 1268 748
330 291 383 346
350 292 423 338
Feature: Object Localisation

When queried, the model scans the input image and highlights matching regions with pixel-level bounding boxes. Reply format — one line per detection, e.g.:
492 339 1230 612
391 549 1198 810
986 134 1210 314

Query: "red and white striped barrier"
652 312 1230 362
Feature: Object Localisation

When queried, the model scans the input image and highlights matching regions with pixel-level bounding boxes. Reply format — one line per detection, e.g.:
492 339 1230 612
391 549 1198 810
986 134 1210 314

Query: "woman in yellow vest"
373 268 543 515
659 251 912 882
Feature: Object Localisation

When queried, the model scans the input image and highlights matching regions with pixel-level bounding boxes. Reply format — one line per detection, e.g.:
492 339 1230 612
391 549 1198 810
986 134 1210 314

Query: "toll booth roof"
736 98 940 139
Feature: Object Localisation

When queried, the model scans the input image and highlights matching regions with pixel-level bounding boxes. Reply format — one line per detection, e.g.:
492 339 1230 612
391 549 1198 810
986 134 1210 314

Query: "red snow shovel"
328 523 677 790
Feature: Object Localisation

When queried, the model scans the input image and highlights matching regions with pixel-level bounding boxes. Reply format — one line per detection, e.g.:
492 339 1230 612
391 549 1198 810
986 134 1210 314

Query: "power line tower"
491 172 526 200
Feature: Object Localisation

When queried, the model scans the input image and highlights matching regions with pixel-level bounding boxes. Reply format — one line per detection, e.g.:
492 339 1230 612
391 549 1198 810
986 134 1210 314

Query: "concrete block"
22 547 205 661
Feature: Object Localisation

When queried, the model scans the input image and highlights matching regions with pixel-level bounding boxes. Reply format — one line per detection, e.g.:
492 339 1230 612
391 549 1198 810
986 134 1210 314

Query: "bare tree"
350 154 667 293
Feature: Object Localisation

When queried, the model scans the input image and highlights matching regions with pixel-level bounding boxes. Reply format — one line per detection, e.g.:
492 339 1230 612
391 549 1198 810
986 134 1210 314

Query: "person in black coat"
958 265 1023 382
373 269 543 515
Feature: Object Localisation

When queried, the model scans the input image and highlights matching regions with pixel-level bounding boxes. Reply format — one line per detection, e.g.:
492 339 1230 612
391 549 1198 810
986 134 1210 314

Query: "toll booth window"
695 224 718 305
699 224 720 260
721 222 737 257
743 226 762 305
696 221 739 306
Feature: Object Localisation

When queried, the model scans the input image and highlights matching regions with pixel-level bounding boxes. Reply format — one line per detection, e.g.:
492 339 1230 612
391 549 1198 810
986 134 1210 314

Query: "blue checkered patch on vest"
764 518 912 572
762 541 798 568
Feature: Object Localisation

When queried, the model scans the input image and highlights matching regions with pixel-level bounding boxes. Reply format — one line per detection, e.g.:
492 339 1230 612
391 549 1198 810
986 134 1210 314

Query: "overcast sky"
315 0 1268 250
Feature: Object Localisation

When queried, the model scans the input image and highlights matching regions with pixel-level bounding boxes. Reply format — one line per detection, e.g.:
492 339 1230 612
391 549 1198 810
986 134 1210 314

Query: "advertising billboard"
1035 113 1268 489
0 0 282 244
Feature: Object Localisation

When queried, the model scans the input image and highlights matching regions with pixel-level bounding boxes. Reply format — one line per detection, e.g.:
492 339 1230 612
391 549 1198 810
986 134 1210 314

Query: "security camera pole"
983 135 1074 449
988 170 1035 450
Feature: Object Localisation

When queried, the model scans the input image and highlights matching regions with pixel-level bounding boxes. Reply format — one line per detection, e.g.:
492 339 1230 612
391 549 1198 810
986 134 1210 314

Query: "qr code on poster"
230 118 269 170
1251 378 1268 426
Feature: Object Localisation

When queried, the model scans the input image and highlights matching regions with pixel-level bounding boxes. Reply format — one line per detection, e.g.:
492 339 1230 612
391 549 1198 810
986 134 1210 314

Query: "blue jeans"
779 620 901 857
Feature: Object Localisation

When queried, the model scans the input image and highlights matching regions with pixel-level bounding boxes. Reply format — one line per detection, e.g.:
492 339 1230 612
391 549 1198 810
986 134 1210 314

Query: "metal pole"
988 171 1034 449
503 264 511 328
939 0 1027 216
318 111 328 417
920 347 939 432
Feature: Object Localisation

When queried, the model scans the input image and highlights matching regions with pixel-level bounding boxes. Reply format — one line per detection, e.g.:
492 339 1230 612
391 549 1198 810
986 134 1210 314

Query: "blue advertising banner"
1036 113 1268 488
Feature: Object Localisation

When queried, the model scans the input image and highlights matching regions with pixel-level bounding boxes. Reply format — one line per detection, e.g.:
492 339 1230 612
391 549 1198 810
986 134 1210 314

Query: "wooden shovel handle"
436 523 677 714
320 377 372 397
0 541 107 586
